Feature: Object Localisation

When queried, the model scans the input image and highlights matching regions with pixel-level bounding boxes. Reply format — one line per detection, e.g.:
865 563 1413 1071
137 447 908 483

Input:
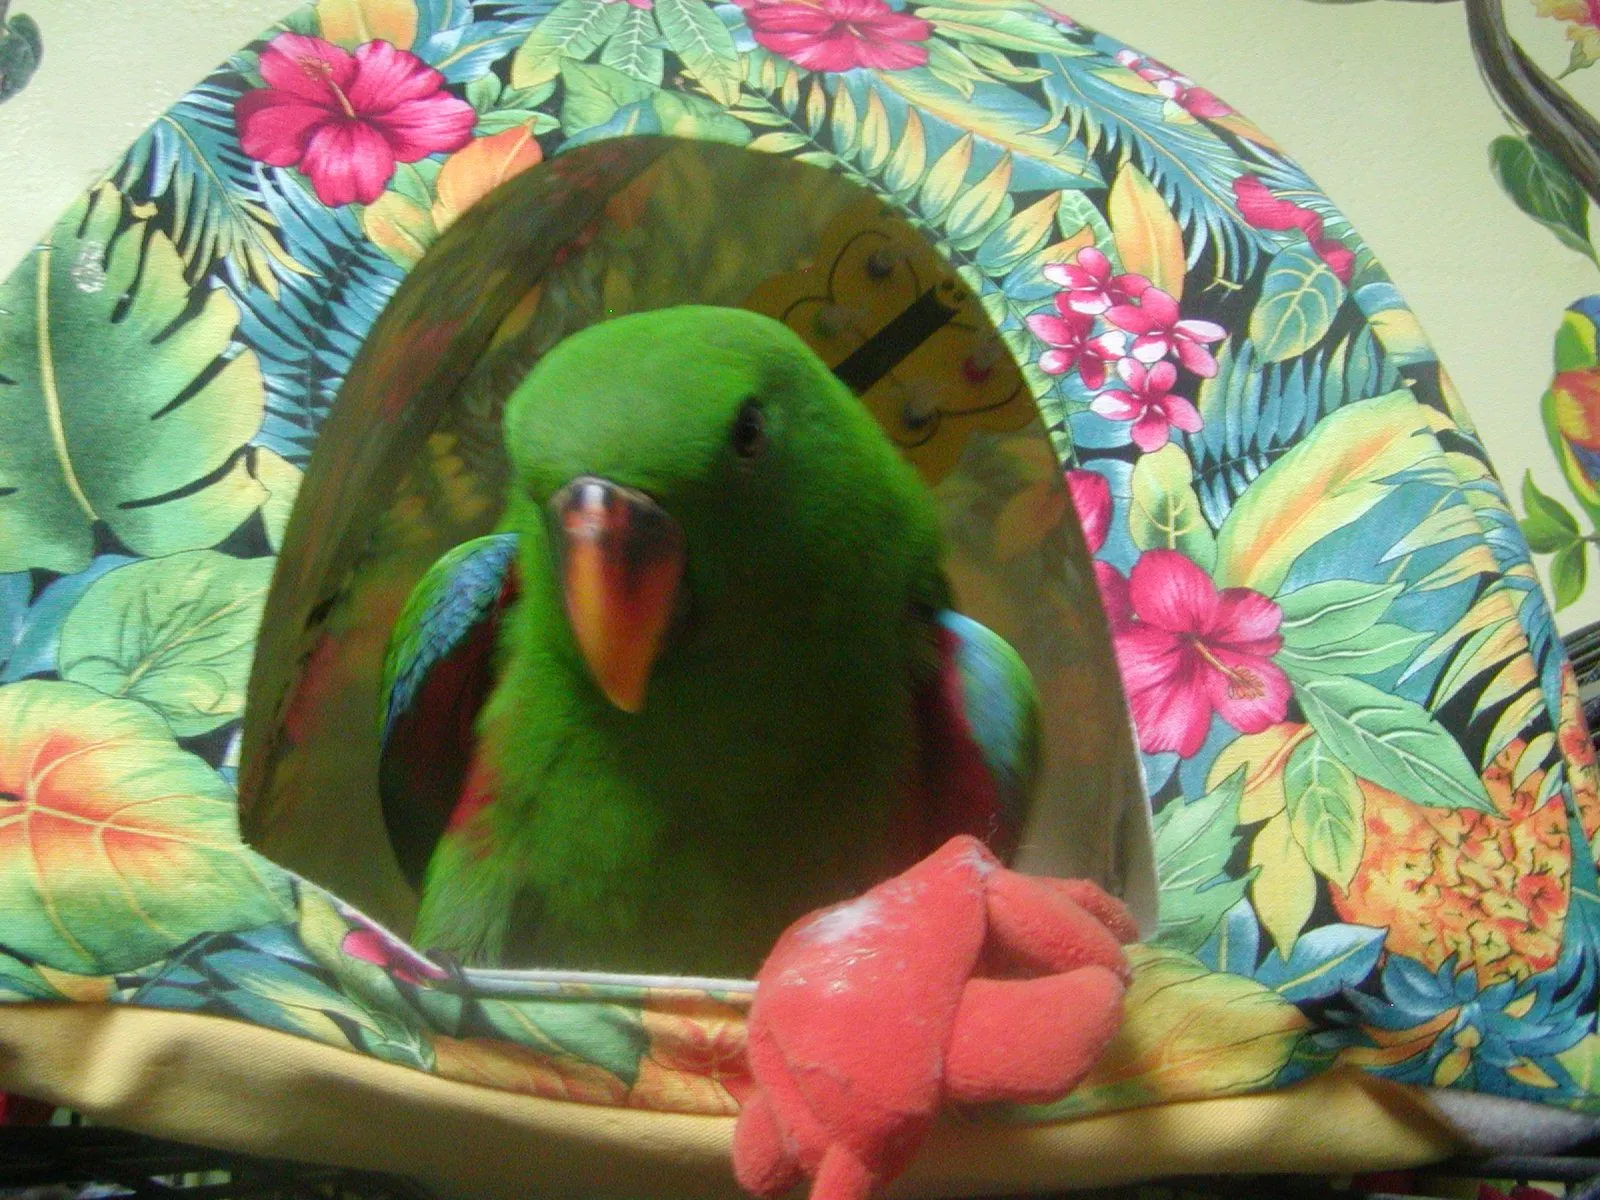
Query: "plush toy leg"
944 969 1127 1105
733 837 1134 1200
983 870 1136 977
731 1089 807 1197
1055 879 1142 945
811 1145 879 1200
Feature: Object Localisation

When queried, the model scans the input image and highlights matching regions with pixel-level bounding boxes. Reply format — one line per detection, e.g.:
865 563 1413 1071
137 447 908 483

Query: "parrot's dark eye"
731 400 767 460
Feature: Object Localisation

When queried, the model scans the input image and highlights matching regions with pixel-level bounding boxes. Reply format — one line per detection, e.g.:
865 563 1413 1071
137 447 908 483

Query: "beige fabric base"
0 1004 1467 1198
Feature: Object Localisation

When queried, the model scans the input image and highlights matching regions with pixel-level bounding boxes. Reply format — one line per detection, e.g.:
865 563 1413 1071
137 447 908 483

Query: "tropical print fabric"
1 0 1598 1129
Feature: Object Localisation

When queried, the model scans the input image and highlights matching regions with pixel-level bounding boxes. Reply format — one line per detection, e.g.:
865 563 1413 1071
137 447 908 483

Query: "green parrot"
378 306 1040 977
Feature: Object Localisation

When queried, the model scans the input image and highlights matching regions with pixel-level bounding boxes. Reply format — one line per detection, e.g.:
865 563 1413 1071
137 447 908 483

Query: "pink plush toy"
733 835 1138 1200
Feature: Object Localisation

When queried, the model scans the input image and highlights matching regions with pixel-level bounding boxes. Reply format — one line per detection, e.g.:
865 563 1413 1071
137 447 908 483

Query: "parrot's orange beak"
552 477 686 714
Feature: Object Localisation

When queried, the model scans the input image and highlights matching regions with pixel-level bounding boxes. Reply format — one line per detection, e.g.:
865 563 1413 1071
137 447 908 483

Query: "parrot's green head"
501 305 943 716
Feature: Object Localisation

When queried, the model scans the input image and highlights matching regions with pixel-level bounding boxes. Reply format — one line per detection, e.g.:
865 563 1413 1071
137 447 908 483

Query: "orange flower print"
1333 740 1570 986
431 1035 630 1106
627 998 752 1116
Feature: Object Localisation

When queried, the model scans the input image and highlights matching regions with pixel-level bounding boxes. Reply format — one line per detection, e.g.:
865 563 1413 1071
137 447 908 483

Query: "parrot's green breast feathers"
384 305 1036 973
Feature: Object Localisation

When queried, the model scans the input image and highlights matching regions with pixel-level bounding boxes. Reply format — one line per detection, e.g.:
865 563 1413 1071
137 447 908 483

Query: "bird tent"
0 1 1596 1195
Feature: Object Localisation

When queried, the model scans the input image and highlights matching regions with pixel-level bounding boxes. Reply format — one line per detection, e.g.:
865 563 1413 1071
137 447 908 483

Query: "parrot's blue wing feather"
913 609 1039 859
380 533 518 744
379 533 518 889
939 610 1039 826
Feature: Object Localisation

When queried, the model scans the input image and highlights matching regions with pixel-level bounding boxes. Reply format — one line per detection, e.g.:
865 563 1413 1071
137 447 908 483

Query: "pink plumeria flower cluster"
1094 361 1202 453
1027 246 1225 452
1114 48 1232 119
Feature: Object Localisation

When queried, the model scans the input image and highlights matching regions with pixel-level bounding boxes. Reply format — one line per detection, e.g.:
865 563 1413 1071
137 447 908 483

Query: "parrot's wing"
379 533 519 889
912 610 1040 861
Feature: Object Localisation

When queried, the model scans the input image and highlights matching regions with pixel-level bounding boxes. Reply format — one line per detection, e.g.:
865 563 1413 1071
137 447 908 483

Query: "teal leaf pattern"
1291 673 1495 813
1255 924 1385 1003
1249 243 1347 363
1150 770 1253 955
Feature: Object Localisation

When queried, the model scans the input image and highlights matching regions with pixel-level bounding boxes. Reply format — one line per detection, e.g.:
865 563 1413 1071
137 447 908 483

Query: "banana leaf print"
0 186 269 575
111 72 307 295
0 0 1596 1140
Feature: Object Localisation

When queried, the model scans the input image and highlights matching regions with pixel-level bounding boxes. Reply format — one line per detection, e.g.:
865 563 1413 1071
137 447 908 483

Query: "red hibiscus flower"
1091 358 1202 452
1026 301 1127 389
739 0 932 71
1113 550 1290 758
1105 286 1227 377
1233 175 1355 283
1043 247 1149 315
236 33 476 207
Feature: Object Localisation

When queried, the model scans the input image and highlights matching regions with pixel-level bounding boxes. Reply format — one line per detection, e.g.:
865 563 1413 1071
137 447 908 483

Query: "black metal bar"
0 1127 435 1200
1458 1153 1600 1181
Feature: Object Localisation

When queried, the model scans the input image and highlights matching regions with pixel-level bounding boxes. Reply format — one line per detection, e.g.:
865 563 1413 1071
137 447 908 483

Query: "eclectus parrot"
378 306 1040 976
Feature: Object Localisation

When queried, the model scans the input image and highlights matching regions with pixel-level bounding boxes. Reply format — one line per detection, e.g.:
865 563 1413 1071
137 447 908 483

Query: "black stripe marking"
832 285 961 394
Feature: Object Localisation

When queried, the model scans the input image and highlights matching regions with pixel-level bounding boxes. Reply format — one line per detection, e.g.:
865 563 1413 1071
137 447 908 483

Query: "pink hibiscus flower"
1113 550 1289 758
236 33 476 207
341 927 452 986
1043 247 1149 316
1105 287 1227 377
740 0 933 71
1026 301 1128 389
1233 175 1355 283
1066 468 1131 625
1114 49 1233 119
1066 467 1112 551
1091 359 1202 452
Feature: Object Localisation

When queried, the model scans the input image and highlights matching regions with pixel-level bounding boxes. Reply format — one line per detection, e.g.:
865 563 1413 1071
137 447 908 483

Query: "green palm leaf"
110 73 305 294
0 185 267 575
